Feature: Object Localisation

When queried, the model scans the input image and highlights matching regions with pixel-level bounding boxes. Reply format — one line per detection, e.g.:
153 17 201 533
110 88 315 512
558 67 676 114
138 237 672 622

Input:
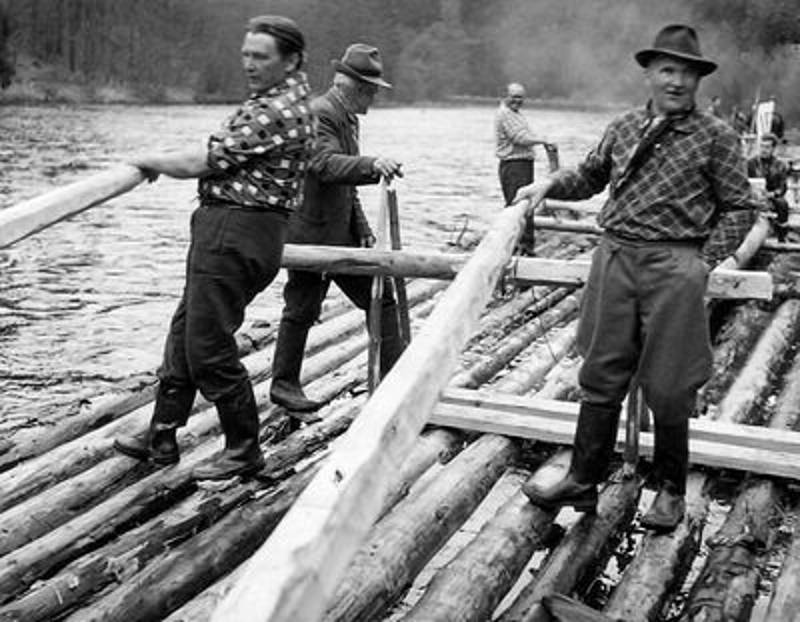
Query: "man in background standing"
495 82 553 256
269 43 405 415
748 132 789 242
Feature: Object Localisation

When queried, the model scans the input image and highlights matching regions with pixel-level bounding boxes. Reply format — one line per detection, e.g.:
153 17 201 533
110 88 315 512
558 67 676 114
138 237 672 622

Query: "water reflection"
0 104 613 422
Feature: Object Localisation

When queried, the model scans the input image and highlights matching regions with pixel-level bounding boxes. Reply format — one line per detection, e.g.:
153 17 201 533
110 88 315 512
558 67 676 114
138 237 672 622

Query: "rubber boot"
193 380 265 480
114 381 195 465
641 419 688 531
269 318 322 413
522 402 619 512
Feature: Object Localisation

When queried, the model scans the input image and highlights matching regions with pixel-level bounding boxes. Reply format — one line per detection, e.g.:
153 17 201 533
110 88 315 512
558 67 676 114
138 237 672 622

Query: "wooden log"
280 246 772 300
60 463 321 622
600 473 710 621
698 301 773 415
399 462 564 622
496 468 641 622
682 479 778 622
451 295 580 388
764 504 800 620
161 428 464 622
0 165 144 249
713 299 800 424
428 394 800 479
769 348 800 430
210 195 536 622
0 331 366 514
489 321 577 395
0 379 365 599
322 434 517 622
536 355 581 400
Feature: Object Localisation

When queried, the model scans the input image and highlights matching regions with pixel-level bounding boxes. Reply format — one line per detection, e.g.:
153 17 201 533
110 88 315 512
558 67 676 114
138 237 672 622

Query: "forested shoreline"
0 0 799 123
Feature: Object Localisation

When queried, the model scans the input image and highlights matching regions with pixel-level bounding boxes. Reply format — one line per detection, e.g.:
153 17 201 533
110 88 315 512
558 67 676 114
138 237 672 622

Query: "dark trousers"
273 267 404 384
155 203 288 427
771 196 789 242
575 235 712 491
499 159 535 253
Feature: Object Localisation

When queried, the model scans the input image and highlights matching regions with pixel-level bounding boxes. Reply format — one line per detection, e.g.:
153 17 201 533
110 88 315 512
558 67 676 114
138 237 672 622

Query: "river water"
0 104 614 424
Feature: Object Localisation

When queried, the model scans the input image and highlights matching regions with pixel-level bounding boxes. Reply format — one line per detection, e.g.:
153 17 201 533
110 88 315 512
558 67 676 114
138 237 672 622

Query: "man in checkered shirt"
115 16 315 481
514 25 758 531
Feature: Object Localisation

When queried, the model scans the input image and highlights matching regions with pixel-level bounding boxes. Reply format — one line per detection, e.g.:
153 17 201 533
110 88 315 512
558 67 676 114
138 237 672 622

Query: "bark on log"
713 299 800 424
490 321 577 395
59 463 321 622
681 479 777 622
496 468 641 622
0 165 144 249
322 434 517 622
0 385 365 601
765 504 800 621
452 296 579 389
698 301 773 415
769 348 800 430
601 473 710 621
536 355 581 400
399 458 568 622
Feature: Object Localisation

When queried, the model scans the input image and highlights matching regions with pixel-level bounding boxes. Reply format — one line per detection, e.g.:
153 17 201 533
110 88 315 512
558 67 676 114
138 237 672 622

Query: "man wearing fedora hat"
513 24 758 531
269 43 405 414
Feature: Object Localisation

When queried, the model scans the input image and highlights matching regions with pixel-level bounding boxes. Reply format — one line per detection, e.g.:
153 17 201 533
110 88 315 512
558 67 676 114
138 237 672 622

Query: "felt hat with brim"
635 24 717 76
332 43 392 88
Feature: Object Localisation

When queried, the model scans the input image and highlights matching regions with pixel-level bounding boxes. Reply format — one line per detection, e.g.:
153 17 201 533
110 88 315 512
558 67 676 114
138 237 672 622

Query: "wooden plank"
0 165 144 249
210 195 537 621
440 388 800 455
280 247 772 300
429 401 800 480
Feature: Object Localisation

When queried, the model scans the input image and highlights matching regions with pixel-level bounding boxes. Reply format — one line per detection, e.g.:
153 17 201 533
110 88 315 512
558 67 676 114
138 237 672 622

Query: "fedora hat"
635 24 717 76
331 43 392 88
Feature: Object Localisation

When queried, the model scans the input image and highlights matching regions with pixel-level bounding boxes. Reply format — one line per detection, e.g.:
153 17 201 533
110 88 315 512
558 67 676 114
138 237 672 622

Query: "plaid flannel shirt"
548 105 758 265
199 72 315 212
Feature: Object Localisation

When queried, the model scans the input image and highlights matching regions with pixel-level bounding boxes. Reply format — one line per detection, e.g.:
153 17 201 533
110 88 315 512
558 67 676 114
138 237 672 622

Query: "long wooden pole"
0 165 144 249
367 181 390 393
210 197 535 622
388 188 412 345
280 245 773 300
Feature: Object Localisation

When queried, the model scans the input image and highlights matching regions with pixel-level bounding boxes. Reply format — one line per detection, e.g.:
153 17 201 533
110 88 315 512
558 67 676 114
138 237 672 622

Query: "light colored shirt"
495 102 537 161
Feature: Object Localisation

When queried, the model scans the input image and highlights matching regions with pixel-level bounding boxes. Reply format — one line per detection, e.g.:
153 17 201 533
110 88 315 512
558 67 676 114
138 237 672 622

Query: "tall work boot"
641 418 688 531
269 318 322 413
114 381 195 465
522 402 620 512
379 299 406 378
194 380 265 480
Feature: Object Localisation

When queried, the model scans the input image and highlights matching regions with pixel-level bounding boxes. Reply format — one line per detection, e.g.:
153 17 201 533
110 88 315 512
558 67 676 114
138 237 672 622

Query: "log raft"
2 169 800 622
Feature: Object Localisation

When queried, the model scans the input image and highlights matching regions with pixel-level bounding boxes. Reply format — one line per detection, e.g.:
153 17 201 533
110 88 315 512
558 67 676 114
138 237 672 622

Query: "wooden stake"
388 187 412 346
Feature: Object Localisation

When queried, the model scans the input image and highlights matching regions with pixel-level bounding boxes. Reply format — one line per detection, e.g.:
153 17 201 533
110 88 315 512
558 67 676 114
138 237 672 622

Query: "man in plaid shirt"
115 16 315 481
514 25 758 531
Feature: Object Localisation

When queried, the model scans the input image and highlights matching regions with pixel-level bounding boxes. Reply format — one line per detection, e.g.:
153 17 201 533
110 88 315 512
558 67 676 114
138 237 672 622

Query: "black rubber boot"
269 318 322 412
114 381 195 465
194 380 265 481
523 402 619 512
641 419 688 531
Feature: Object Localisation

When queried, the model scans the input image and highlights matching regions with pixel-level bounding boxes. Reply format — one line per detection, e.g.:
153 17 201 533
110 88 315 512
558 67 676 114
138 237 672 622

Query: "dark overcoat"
287 87 379 245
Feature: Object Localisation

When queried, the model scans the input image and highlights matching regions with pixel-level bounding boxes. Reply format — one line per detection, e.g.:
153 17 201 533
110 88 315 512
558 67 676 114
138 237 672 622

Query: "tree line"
1 0 798 123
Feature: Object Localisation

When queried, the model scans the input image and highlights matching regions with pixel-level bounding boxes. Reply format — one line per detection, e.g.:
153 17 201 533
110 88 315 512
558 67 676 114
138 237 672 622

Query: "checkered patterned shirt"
548 105 758 263
199 72 315 212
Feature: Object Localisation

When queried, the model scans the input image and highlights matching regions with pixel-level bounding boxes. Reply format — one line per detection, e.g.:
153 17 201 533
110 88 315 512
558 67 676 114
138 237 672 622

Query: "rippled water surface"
0 103 613 422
